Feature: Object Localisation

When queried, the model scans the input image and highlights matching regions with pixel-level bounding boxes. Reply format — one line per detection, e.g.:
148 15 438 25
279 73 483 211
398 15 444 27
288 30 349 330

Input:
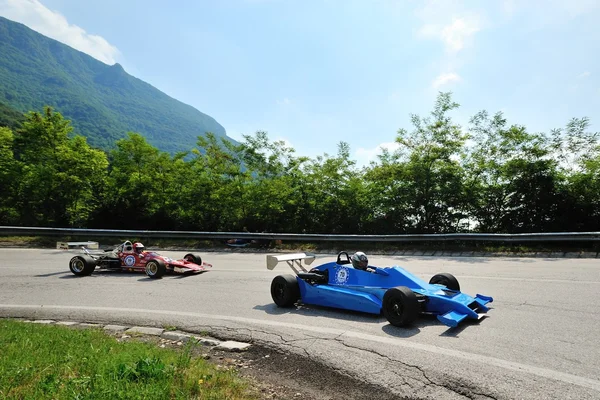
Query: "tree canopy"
2 94 599 234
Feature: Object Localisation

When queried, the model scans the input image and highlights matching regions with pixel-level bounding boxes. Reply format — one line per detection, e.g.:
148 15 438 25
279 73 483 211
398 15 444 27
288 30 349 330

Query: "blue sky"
1 0 598 166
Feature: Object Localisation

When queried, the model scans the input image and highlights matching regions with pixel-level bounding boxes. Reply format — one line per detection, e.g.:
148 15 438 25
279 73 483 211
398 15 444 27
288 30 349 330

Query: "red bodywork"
117 250 211 274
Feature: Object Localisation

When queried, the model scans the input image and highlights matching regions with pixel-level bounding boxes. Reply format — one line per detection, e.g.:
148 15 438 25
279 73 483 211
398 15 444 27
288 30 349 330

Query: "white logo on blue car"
335 267 349 285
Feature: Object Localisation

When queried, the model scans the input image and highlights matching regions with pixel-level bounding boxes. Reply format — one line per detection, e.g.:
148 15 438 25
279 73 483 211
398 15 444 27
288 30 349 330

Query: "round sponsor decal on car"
335 267 349 285
124 255 136 266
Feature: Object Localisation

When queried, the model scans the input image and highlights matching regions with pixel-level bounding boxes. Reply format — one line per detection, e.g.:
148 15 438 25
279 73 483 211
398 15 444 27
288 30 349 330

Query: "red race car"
68 241 212 279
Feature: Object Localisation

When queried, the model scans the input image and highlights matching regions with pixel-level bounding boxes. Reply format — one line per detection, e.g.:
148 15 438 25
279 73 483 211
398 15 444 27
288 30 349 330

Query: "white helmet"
351 252 368 270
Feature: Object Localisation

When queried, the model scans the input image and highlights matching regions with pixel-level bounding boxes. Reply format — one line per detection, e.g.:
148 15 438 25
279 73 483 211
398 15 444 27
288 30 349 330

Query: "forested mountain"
0 101 23 130
0 16 231 154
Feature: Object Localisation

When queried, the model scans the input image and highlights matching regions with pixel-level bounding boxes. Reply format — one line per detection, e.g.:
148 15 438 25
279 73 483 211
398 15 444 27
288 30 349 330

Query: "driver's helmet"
351 252 368 270
133 242 145 254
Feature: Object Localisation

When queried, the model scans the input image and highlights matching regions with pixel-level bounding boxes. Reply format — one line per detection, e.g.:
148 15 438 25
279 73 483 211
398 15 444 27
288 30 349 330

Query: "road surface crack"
332 336 498 400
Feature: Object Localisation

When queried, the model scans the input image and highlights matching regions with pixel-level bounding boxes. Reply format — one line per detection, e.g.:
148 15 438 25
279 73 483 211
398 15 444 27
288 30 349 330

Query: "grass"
162 325 178 331
0 319 258 400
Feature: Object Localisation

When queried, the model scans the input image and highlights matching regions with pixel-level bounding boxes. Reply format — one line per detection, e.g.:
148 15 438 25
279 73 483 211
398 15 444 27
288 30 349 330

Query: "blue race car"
267 251 493 328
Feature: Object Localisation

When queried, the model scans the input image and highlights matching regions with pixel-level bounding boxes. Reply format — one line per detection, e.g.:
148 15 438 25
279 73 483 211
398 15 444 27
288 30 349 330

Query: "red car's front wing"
168 260 212 274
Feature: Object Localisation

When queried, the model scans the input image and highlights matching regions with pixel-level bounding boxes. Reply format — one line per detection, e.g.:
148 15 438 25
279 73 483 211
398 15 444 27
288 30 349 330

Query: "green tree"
465 111 564 232
182 132 248 231
551 117 600 230
94 132 174 229
13 107 108 226
363 151 412 233
566 154 600 230
239 131 309 232
392 92 468 232
299 142 369 233
0 127 19 224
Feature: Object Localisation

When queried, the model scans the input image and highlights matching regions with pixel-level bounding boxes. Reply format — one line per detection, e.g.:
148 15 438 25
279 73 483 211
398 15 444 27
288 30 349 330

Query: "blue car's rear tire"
429 273 460 291
382 286 419 327
271 274 300 307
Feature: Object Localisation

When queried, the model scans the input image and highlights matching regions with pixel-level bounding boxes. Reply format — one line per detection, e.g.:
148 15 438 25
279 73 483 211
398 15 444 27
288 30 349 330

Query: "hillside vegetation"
0 101 23 129
0 16 231 154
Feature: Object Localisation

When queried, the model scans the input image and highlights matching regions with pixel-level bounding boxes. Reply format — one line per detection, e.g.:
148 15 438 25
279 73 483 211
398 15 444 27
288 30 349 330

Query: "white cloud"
355 142 400 166
0 0 120 65
578 71 591 79
441 17 482 52
432 72 461 88
276 97 291 105
418 15 483 53
415 2 482 91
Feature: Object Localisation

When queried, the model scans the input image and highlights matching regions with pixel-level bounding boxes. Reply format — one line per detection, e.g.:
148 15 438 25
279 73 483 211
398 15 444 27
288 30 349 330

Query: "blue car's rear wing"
266 253 316 274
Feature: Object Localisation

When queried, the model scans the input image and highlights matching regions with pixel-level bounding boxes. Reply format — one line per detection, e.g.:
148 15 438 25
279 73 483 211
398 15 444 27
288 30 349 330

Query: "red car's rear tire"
69 255 96 276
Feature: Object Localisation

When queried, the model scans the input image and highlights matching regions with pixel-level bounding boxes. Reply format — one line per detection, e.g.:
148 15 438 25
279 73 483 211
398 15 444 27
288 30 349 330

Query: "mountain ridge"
0 16 233 153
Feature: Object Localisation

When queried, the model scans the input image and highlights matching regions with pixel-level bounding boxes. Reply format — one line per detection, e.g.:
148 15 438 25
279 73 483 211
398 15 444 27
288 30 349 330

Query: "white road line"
1 304 599 393
458 275 600 284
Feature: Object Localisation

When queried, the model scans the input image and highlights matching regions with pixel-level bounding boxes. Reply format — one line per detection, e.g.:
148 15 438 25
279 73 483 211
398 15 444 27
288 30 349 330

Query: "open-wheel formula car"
267 251 493 328
68 241 212 279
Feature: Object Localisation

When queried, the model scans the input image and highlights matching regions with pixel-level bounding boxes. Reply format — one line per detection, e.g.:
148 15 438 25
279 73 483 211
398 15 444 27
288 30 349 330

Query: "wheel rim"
274 282 286 301
71 259 84 273
146 262 157 275
387 299 403 318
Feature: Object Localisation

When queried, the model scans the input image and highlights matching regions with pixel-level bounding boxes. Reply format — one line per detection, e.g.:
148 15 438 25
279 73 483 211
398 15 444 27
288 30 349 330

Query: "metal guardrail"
1 226 600 242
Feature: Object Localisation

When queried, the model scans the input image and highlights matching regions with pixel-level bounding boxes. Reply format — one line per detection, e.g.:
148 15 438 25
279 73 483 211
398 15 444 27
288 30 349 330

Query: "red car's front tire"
183 253 202 264
145 259 166 279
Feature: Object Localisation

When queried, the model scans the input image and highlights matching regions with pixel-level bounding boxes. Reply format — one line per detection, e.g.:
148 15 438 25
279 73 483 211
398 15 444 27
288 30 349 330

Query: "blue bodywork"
298 261 493 328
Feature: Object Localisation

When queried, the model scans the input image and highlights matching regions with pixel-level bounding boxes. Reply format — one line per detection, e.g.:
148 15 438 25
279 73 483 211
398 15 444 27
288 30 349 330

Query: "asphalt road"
1 248 599 399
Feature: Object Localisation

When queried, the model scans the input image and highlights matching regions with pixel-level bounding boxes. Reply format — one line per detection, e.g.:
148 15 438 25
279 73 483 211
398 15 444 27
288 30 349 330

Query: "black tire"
382 286 419 327
183 253 202 264
145 259 166 279
69 255 96 276
429 273 460 291
270 274 300 307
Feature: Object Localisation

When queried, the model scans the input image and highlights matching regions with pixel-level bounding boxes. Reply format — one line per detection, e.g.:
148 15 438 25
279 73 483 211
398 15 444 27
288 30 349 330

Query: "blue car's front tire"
429 273 460 291
271 274 300 307
382 286 419 327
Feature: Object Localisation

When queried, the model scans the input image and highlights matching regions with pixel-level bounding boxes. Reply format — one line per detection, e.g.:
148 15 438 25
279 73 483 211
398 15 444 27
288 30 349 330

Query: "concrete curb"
9 318 252 352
